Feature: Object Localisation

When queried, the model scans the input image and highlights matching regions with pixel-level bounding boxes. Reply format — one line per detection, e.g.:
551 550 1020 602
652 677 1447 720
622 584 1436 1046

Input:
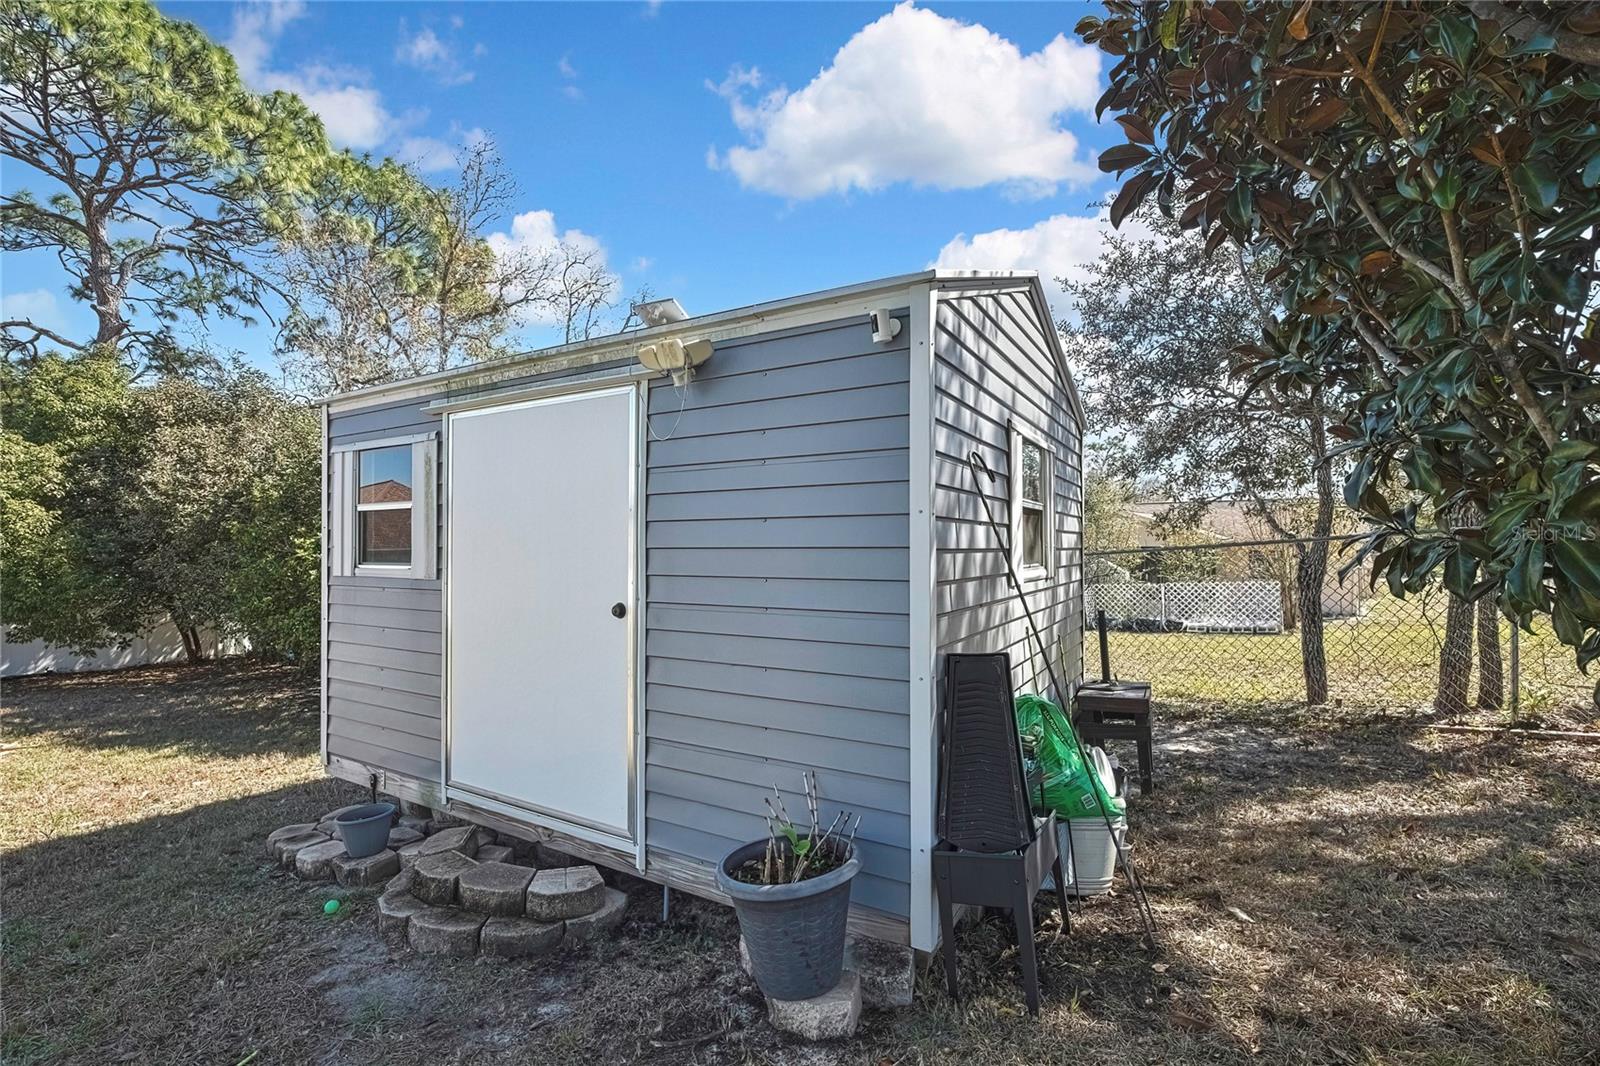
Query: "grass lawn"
1091 591 1600 722
3 662 1598 1064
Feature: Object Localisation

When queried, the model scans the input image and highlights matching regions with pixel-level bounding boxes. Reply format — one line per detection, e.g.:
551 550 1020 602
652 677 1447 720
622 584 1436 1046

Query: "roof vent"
632 298 688 327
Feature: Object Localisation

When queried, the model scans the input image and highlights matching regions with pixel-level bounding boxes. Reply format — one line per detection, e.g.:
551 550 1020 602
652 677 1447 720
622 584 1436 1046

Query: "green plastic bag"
1015 693 1121 821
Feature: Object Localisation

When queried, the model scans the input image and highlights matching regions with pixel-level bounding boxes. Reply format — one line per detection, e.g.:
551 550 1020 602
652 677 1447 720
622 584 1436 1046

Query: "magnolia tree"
1080 1 1600 678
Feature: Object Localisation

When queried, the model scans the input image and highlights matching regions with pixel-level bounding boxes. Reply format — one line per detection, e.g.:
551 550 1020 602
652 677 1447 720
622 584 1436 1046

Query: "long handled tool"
964 448 1159 950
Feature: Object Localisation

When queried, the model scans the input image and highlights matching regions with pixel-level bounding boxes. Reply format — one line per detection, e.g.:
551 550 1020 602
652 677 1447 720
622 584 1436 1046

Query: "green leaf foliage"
0 0 363 374
1080 1 1600 670
0 356 320 664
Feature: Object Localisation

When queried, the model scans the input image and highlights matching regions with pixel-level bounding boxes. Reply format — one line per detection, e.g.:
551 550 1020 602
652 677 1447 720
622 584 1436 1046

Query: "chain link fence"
1084 538 1595 717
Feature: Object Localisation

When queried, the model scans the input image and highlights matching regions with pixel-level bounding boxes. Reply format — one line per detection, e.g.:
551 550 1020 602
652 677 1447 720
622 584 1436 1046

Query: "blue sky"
3 1 1131 378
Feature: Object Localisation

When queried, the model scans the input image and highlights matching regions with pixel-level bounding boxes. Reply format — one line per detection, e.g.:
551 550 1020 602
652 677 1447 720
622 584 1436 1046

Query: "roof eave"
315 269 968 408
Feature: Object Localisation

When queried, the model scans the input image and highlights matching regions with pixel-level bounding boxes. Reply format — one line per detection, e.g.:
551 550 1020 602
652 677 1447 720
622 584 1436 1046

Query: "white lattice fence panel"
1087 582 1166 621
1087 580 1283 632
1164 581 1283 631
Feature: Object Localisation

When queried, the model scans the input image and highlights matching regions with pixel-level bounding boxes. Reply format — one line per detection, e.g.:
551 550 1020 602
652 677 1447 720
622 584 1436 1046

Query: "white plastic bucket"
1043 816 1126 896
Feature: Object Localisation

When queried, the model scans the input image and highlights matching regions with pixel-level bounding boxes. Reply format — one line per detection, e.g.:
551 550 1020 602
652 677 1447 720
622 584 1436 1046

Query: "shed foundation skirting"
325 753 909 945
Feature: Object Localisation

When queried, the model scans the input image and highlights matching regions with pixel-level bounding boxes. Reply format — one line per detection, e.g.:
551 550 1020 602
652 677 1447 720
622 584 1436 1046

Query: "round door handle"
611 602 627 619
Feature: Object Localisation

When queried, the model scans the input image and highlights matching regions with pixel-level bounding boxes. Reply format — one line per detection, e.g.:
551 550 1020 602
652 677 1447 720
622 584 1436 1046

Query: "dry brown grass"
3 663 1596 1065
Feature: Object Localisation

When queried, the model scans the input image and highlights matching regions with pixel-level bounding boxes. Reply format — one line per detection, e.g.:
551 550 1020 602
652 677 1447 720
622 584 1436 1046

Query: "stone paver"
532 841 577 868
766 973 861 1041
323 803 369 823
412 850 478 905
378 889 430 935
457 861 535 916
407 906 485 956
412 824 479 860
294 838 348 880
397 815 431 834
845 936 916 1008
383 869 415 898
396 839 428 870
480 916 564 958
526 865 606 920
564 887 628 942
272 830 329 867
387 826 424 849
266 822 318 856
333 848 400 887
476 843 514 864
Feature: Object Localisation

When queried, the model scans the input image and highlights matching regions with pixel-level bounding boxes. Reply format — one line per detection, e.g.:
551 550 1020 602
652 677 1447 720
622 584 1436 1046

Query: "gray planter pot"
335 802 396 859
716 839 860 1001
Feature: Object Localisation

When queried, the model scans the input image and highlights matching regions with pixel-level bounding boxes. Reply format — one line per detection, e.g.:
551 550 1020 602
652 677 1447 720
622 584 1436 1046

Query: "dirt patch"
4 663 1597 1064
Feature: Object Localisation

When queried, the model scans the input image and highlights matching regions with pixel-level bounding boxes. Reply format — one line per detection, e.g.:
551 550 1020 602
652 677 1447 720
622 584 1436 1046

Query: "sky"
2 0 1136 378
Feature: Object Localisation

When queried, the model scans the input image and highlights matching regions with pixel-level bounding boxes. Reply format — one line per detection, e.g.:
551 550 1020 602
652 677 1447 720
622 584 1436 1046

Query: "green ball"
323 899 340 915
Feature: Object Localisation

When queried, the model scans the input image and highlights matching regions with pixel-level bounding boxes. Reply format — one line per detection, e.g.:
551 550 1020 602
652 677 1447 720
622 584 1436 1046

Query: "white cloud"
228 2 406 150
225 0 304 79
396 125 489 173
488 210 605 262
2 287 67 333
708 1 1102 199
487 211 614 325
396 19 476 86
557 54 582 100
399 25 447 66
931 209 1154 317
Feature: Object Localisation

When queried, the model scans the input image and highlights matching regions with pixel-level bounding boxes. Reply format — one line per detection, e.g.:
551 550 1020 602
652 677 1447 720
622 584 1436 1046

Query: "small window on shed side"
357 446 413 567
328 432 437 581
1014 434 1051 578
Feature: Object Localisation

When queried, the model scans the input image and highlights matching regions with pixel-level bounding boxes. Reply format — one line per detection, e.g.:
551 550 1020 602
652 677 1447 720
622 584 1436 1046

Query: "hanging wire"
644 373 691 442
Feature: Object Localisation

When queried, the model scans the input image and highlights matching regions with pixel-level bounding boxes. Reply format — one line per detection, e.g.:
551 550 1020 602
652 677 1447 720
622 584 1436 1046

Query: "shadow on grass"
3 659 320 759
1 776 362 1065
878 707 1600 1064
5 668 1596 1065
0 775 771 1066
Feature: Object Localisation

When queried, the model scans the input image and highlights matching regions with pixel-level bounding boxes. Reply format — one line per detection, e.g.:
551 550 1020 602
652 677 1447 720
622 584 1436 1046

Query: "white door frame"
440 379 647 866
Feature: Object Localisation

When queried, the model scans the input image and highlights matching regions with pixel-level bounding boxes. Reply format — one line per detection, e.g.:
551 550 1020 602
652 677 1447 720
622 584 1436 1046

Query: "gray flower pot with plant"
716 839 861 1001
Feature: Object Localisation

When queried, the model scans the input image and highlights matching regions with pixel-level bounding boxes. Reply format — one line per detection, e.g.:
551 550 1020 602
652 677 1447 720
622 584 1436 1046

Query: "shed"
318 269 1085 950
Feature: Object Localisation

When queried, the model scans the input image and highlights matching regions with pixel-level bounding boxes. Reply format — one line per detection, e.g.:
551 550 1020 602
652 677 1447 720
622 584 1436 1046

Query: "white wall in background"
2 620 247 677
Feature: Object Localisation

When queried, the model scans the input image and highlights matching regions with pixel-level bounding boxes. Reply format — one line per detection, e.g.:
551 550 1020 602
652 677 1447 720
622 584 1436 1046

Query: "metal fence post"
1510 623 1520 718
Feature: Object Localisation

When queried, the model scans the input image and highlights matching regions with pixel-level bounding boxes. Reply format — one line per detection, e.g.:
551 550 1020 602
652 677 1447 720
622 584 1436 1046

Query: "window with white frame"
357 445 413 567
1014 433 1051 576
329 431 437 581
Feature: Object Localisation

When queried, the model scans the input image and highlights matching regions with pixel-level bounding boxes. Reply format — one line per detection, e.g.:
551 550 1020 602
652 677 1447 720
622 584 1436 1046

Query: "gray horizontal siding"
324 317 916 925
933 289 1084 699
324 571 443 779
643 314 913 921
